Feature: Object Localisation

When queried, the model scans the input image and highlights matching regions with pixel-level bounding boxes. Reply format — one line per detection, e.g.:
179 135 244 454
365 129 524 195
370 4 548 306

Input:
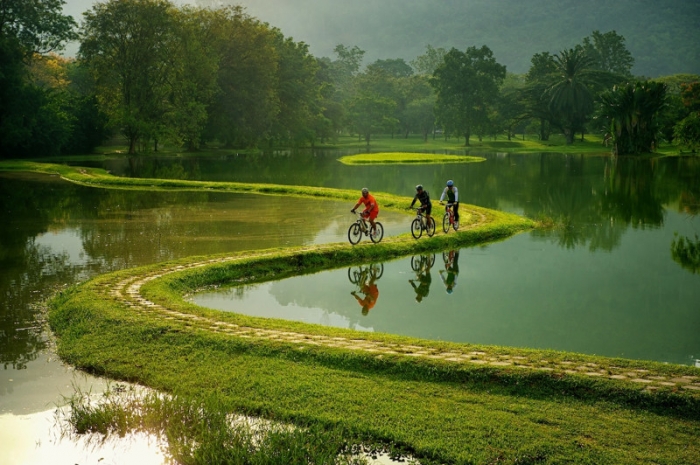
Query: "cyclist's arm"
439 188 446 202
453 187 459 203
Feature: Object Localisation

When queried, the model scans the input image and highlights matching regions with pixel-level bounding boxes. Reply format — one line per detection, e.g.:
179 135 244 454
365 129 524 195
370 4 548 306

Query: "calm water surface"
1 151 699 462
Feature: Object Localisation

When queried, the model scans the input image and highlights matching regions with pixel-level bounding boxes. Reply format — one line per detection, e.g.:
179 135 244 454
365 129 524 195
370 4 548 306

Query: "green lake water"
1 150 699 462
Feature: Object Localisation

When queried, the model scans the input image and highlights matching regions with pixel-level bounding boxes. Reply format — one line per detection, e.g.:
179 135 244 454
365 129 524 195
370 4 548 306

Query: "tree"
598 81 667 155
348 93 396 146
0 0 77 55
410 45 447 76
0 0 77 158
547 47 615 144
204 6 278 148
80 0 179 154
523 52 559 141
672 82 700 152
269 31 321 146
431 46 506 146
367 58 413 78
582 30 634 78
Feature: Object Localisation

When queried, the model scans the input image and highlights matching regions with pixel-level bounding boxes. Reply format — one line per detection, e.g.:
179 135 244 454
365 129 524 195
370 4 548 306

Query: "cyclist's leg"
454 202 459 222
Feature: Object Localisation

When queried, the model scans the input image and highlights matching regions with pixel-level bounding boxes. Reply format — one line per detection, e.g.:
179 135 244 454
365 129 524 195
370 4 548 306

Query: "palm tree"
547 48 615 144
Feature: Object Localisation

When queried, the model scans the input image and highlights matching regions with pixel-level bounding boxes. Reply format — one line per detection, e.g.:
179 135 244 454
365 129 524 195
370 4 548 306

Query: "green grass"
338 152 486 165
47 221 700 464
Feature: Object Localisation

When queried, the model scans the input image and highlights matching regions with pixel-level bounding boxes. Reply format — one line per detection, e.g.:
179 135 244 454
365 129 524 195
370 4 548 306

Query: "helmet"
361 187 369 194
446 288 453 294
446 180 454 187
415 184 423 191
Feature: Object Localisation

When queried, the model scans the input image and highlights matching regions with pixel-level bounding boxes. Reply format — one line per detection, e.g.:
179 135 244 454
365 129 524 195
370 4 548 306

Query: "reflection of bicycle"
348 263 384 284
348 212 384 245
411 254 435 271
410 207 436 239
440 202 459 233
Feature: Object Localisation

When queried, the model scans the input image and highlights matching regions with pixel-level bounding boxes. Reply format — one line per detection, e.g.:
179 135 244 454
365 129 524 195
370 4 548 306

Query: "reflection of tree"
671 233 700 275
0 174 86 369
523 154 700 252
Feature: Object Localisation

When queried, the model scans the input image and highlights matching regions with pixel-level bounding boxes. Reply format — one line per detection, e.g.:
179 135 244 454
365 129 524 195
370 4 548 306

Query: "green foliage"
671 233 700 274
674 112 700 152
598 81 668 154
431 46 506 145
582 30 634 77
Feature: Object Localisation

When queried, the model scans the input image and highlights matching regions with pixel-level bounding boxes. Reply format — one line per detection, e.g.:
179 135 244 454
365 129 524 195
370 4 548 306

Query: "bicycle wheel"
347 267 361 284
426 217 436 237
411 218 422 239
442 251 451 263
428 254 436 268
410 256 421 271
348 222 362 245
369 263 384 280
442 212 451 233
370 222 384 243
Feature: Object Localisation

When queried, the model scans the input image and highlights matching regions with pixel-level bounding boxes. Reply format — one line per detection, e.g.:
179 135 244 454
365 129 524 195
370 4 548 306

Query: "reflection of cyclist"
408 255 433 303
439 250 460 294
439 180 459 227
409 185 432 224
351 187 379 234
351 274 379 315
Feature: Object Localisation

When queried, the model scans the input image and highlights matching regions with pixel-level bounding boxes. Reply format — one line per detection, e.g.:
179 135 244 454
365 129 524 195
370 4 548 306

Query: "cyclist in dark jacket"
410 184 432 224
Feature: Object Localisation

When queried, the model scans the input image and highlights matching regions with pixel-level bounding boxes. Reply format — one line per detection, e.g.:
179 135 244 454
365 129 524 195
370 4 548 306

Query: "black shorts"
421 203 432 215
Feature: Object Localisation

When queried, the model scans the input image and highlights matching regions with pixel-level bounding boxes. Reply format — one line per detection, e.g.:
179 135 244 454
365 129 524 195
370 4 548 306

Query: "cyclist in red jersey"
351 187 379 234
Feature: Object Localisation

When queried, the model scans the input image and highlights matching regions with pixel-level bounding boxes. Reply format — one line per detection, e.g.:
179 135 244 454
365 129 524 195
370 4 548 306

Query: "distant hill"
212 0 700 77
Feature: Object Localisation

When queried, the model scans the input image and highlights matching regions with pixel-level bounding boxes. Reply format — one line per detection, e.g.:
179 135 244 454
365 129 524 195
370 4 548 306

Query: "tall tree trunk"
464 127 471 146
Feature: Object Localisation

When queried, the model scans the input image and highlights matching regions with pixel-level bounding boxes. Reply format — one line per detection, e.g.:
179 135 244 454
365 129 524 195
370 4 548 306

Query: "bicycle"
348 262 384 285
440 202 459 233
410 254 435 272
410 207 436 239
348 211 384 245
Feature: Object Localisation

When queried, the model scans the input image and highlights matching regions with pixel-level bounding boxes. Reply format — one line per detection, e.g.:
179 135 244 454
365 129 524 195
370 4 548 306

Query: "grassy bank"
48 223 700 464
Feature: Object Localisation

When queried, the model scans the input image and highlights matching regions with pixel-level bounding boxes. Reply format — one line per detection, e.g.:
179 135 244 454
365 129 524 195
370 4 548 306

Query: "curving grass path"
4 160 700 464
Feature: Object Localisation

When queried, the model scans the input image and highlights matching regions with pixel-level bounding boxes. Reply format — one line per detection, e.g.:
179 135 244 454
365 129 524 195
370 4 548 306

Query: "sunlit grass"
338 152 485 165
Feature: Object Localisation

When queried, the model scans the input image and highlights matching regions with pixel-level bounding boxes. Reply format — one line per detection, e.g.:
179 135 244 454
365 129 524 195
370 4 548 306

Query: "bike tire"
370 222 384 243
347 267 361 284
442 212 451 233
369 263 384 280
428 254 436 268
410 256 421 271
348 222 362 245
411 218 422 239
426 217 436 237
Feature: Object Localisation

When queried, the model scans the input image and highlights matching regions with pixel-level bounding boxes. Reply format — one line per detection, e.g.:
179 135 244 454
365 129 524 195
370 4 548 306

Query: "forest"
1 0 699 158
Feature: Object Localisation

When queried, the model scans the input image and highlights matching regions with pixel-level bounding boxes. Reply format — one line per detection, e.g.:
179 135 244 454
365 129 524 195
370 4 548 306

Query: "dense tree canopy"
1 0 696 158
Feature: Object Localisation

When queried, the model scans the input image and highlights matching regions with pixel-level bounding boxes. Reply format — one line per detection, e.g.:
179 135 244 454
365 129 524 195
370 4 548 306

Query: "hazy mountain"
197 0 699 77
60 0 699 77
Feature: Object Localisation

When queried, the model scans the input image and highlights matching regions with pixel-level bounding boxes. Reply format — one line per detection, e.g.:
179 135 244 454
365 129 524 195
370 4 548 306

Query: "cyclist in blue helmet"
439 179 459 227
